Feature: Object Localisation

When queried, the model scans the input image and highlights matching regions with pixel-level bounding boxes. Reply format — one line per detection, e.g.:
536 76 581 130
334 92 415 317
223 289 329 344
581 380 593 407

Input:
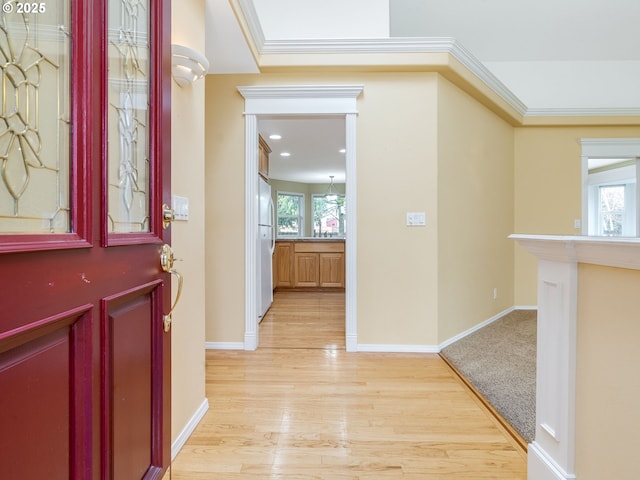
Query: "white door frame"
238 85 363 352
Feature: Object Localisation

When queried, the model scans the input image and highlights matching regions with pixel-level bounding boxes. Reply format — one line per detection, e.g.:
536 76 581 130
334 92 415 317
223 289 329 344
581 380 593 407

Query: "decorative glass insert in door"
0 2 71 234
107 0 150 233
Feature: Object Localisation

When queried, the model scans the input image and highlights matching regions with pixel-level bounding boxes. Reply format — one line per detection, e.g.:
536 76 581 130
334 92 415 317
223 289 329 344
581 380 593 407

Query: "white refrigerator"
258 177 275 321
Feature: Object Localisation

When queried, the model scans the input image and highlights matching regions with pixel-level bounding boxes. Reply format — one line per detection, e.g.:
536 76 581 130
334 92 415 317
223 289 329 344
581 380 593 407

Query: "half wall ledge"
510 233 640 480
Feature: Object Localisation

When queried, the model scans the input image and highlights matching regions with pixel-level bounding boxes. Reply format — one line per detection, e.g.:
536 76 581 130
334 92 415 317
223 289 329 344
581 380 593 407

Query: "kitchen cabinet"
273 241 294 288
258 134 271 179
319 253 345 287
274 240 345 289
294 252 319 287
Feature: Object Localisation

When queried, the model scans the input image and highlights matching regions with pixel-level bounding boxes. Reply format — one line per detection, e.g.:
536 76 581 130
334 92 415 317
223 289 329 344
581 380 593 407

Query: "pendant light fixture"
325 175 338 202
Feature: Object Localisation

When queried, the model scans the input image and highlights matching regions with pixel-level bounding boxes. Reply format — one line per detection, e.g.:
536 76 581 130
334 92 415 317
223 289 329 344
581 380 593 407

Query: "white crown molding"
445 40 529 116
237 84 365 99
261 36 458 54
237 4 638 121
526 107 640 117
580 137 640 157
237 0 266 48
260 37 529 116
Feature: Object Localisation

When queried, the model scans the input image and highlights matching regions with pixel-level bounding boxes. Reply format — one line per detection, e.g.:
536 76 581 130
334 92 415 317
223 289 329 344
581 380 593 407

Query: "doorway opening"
258 116 346 350
238 85 363 352
580 138 640 237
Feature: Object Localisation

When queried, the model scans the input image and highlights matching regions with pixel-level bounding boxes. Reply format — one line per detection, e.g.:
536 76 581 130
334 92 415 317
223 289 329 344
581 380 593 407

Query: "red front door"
0 0 171 479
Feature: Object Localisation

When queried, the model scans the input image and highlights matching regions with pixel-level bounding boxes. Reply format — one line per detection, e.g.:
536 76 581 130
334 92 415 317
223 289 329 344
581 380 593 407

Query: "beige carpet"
440 310 537 443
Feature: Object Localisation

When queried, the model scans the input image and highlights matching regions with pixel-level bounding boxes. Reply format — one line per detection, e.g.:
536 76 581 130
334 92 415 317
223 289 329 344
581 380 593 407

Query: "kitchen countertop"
276 237 345 242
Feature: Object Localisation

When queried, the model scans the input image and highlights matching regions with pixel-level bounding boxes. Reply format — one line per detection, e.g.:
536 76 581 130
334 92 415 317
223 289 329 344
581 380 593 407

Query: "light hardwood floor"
169 291 526 479
259 290 346 350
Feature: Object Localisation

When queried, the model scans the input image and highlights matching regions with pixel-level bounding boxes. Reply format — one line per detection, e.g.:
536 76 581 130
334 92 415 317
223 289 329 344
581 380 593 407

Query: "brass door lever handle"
160 244 183 332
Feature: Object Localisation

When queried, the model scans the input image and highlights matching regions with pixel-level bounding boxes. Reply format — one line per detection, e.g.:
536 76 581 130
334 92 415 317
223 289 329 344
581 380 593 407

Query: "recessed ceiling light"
269 134 282 140
339 148 346 154
280 152 291 157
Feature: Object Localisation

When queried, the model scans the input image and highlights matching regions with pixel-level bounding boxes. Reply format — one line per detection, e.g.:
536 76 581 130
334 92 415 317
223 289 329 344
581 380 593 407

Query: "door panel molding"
0 305 93 479
100 280 165 480
0 303 93 354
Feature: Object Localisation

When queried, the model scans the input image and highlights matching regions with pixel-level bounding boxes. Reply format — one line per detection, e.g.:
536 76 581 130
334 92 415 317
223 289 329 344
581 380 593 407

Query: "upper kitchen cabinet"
259 135 271 179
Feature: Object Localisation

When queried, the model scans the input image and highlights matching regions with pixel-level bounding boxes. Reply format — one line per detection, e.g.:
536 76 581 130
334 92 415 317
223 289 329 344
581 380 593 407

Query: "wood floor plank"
170 291 526 479
259 291 345 349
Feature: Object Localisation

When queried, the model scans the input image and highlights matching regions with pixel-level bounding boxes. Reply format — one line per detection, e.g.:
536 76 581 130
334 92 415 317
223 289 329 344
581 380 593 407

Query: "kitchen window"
277 192 304 237
598 185 626 236
586 160 637 236
312 194 346 237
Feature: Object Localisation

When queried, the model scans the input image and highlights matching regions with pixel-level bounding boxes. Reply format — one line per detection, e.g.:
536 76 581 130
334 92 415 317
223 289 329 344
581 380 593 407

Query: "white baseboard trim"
514 305 538 311
207 306 539 354
244 332 257 351
205 342 245 350
171 398 209 460
438 306 537 351
356 344 439 353
345 334 358 352
528 442 576 480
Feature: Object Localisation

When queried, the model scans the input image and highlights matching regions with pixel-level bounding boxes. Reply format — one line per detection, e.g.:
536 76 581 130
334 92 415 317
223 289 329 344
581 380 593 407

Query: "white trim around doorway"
579 137 640 236
237 85 364 352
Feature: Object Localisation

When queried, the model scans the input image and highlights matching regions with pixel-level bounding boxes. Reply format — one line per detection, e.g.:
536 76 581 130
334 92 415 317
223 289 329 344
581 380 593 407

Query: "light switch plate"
406 212 426 226
172 195 189 221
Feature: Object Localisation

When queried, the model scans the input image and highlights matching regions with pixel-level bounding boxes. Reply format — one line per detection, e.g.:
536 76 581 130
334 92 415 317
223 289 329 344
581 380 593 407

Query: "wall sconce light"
171 44 210 87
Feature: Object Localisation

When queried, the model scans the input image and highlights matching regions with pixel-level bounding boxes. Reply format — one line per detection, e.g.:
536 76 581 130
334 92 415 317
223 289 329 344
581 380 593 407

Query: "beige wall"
576 263 640 480
170 0 207 447
204 75 247 343
437 76 515 342
513 126 640 305
206 72 442 346
204 69 639 350
356 72 440 345
202 63 640 478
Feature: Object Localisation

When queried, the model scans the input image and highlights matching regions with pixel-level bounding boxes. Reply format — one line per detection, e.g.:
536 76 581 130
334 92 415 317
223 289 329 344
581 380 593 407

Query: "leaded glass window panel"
107 0 150 233
0 2 71 234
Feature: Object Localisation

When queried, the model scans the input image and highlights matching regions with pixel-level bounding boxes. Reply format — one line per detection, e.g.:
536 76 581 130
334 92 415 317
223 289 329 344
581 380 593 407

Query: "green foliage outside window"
277 192 303 236
312 194 345 237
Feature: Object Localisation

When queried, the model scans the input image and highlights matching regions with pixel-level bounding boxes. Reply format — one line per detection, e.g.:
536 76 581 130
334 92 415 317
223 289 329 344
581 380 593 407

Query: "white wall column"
344 112 357 351
243 113 259 350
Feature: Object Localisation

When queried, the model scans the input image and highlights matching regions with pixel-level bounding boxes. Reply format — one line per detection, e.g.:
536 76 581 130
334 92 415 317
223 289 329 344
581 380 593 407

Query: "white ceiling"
204 0 640 182
388 0 640 62
259 117 346 184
